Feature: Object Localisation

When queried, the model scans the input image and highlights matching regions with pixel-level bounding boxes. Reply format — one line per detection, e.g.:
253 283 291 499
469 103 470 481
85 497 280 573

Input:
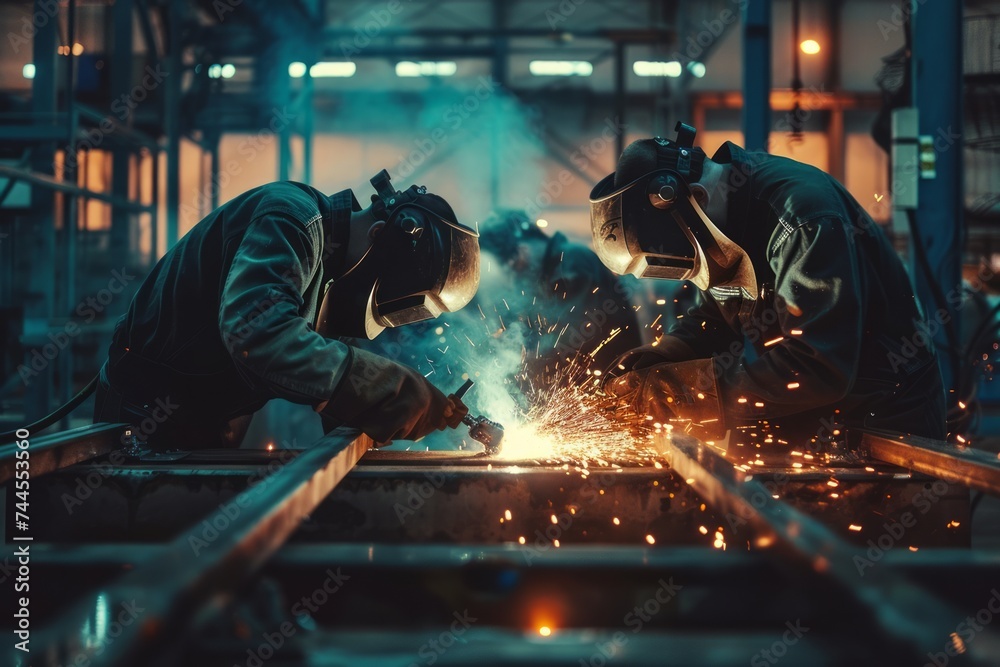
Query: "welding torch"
454 379 504 455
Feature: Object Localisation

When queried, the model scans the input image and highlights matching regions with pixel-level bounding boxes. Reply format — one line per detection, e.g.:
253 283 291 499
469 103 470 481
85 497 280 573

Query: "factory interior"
3 0 1000 664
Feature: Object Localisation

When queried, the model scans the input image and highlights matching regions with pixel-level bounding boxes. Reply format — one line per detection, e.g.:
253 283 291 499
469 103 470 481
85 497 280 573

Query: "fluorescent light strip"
309 61 357 78
396 61 457 77
633 61 682 77
529 60 593 76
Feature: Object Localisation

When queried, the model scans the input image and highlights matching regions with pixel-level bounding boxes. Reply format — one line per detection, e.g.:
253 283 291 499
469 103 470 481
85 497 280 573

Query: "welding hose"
0 374 99 443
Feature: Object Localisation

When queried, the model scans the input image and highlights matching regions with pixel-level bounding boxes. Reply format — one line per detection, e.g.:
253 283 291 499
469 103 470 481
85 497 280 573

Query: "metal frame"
5 422 1000 664
0 422 127 484
12 429 371 667
863 429 1000 497
655 431 1000 664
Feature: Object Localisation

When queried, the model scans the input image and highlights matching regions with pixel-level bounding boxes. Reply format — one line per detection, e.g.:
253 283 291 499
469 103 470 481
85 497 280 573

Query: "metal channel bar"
17 432 372 667
0 422 127 484
863 429 1000 496
27 542 767 571
29 542 1000 581
655 432 1000 665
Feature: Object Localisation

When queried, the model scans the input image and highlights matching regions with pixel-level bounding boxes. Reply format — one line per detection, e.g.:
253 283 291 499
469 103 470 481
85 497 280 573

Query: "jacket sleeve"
720 217 863 421
661 287 741 360
219 212 351 404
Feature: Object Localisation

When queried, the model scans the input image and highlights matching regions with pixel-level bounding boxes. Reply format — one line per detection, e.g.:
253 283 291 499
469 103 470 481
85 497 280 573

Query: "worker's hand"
603 359 725 436
320 348 462 445
441 394 469 430
602 337 697 389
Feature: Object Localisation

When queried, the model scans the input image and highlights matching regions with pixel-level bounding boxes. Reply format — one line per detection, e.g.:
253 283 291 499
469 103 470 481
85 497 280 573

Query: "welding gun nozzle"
462 414 504 455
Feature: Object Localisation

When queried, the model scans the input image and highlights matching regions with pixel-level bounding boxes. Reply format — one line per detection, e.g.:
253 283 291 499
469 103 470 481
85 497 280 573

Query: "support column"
164 1 181 248
911 0 964 392
742 0 772 152
24 0 59 419
302 72 314 185
110 0 133 268
614 41 626 159
489 0 508 209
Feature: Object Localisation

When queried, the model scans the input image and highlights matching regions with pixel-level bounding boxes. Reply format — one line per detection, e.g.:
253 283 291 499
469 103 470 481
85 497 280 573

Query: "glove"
320 347 468 445
603 359 725 436
602 336 698 387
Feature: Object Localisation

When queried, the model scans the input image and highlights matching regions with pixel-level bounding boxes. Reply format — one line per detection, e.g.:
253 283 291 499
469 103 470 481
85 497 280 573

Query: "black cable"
906 210 962 389
0 373 99 443
970 490 984 520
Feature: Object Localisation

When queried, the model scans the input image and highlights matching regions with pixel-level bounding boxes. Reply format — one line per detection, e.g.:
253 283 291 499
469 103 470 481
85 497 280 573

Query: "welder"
94 170 479 449
477 209 642 386
591 122 946 443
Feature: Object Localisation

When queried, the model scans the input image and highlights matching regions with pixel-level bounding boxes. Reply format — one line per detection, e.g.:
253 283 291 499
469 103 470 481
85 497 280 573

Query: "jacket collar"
711 141 755 248
324 188 360 278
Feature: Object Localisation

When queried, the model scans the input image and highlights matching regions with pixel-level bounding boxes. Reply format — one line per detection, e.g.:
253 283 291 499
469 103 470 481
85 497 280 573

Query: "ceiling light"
800 39 821 55
529 60 592 76
633 60 682 77
309 61 357 78
395 61 457 77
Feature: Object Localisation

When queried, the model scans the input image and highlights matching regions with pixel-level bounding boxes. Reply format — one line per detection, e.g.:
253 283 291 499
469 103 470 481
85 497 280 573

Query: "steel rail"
654 432 998 666
16 431 372 667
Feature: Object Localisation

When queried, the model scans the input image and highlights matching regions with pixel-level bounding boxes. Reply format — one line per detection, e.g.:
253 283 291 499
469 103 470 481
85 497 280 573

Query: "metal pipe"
0 164 155 213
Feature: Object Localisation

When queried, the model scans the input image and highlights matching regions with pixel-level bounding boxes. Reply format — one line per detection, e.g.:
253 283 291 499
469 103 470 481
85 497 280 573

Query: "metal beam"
0 422 127 484
0 165 156 214
19 432 371 667
864 430 1000 497
655 432 1000 665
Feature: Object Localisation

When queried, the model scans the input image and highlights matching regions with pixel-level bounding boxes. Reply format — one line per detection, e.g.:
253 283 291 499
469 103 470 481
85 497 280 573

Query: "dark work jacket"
101 181 355 429
662 142 946 440
531 232 641 373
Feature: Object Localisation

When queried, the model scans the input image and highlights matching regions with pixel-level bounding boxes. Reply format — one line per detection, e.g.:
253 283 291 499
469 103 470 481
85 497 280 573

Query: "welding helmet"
589 123 756 296
317 170 480 340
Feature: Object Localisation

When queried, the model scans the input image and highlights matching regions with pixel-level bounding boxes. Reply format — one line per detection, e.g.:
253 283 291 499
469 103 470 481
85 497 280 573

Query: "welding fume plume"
454 378 505 455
